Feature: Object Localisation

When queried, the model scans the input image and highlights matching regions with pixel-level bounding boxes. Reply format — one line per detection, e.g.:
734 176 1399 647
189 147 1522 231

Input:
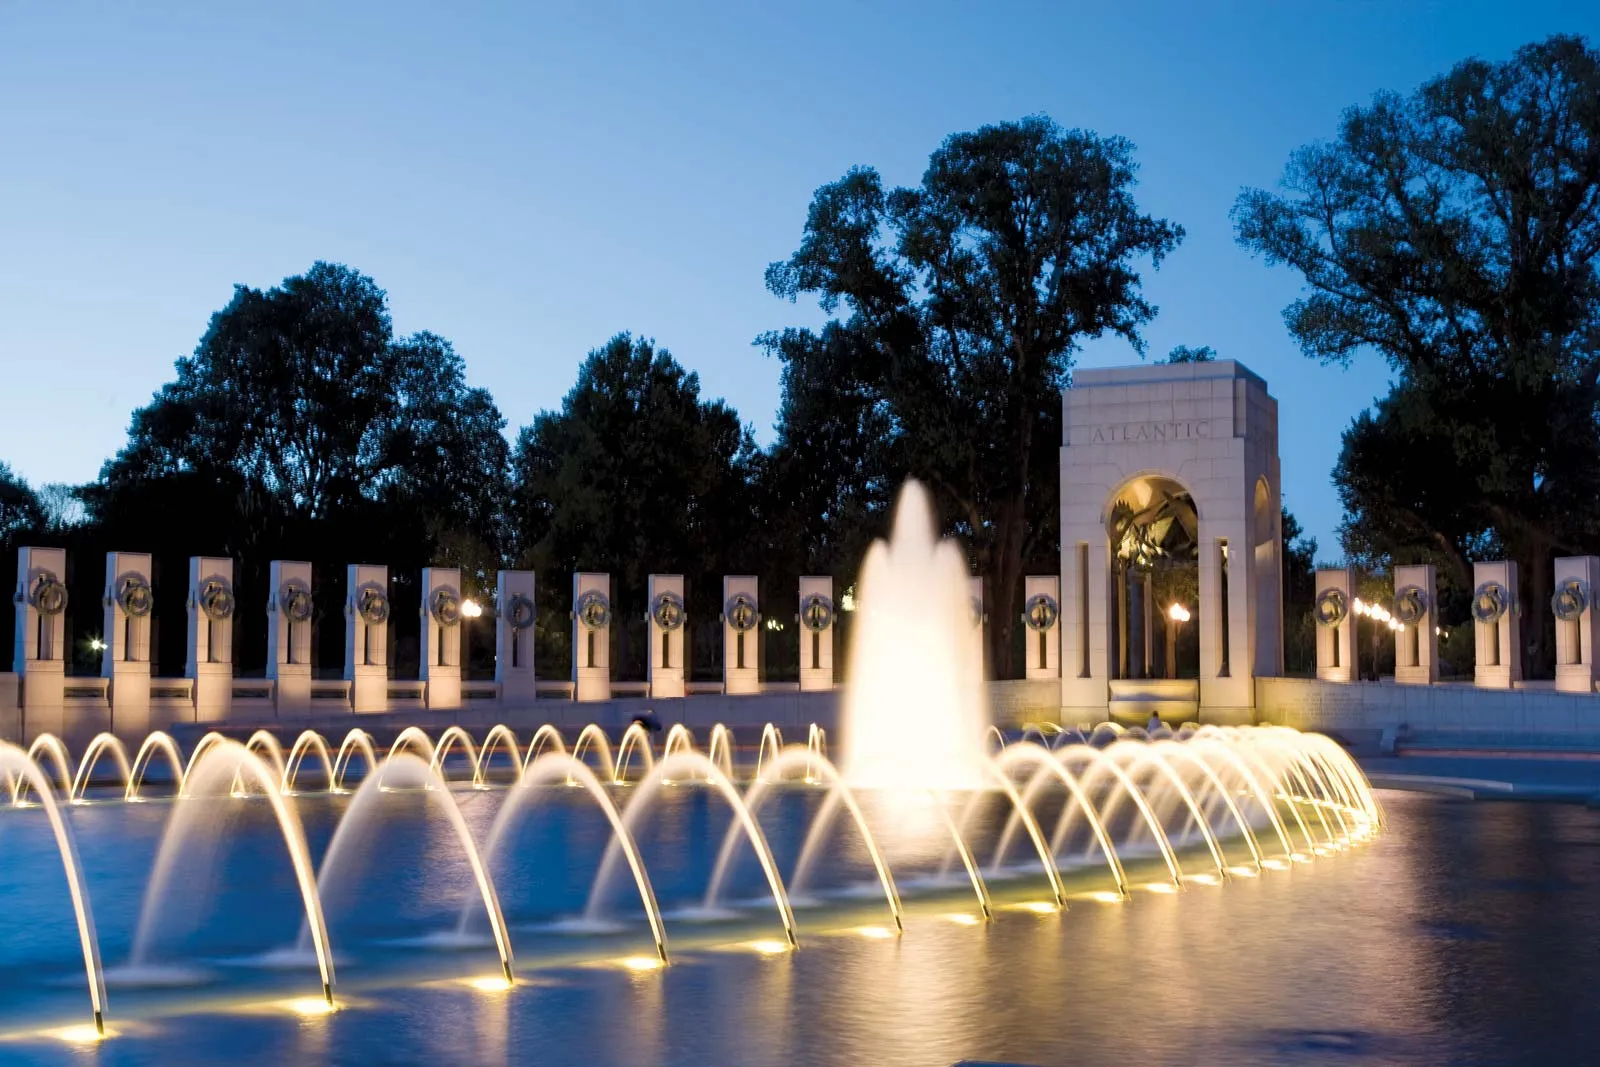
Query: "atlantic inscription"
1083 420 1211 445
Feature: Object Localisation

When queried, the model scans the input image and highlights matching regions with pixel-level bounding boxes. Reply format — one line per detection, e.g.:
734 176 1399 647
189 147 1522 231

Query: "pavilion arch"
1059 361 1282 724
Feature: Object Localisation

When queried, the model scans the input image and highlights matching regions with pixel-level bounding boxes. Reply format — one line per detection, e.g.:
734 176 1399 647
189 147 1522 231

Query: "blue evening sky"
2 1 1595 557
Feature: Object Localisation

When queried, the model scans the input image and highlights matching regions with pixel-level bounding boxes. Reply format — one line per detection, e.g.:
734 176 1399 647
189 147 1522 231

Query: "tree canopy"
1234 33 1600 672
765 115 1183 675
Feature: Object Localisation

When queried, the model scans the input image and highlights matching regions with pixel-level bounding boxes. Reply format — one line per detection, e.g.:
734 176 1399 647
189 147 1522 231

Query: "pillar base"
350 666 388 713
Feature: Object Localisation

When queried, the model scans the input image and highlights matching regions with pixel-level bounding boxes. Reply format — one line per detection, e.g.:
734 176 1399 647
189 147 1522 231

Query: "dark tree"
509 334 758 676
1235 35 1600 674
1165 344 1216 364
767 116 1183 675
0 463 44 547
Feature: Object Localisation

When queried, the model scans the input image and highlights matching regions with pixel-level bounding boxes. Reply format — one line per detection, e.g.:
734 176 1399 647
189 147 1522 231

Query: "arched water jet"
1149 739 1264 871
69 733 132 804
1112 742 1229 877
756 725 783 782
244 730 288 783
987 743 1128 895
1216 734 1318 855
133 739 336 1006
706 746 902 933
614 723 656 784
986 726 1009 753
475 725 523 787
472 752 669 963
1182 737 1295 862
429 726 479 786
806 725 827 784
520 725 566 770
126 731 185 801
178 732 230 797
332 730 377 791
1049 744 1184 888
663 724 695 761
282 731 334 793
707 725 735 782
20 733 72 802
312 753 515 985
981 756 1067 906
387 726 437 764
571 724 616 782
0 742 109 1035
588 751 799 947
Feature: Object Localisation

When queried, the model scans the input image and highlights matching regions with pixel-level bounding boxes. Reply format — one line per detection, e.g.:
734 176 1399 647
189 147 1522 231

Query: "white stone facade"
1059 361 1281 724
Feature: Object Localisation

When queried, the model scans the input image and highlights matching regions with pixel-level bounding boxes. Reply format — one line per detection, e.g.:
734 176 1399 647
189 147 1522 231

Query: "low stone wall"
989 679 1064 728
1255 675 1600 743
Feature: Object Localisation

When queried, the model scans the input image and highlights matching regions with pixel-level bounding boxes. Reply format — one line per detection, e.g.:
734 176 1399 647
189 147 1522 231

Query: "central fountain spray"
840 480 989 791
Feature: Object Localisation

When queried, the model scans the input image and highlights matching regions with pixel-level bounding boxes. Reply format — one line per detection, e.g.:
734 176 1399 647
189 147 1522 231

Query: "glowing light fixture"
1167 603 1191 623
465 975 513 992
743 939 792 956
1015 901 1059 914
281 997 338 1017
48 1024 112 1044
460 599 484 619
618 956 666 972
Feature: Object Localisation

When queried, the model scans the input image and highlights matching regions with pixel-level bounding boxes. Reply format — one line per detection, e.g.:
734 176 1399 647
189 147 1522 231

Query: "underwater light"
618 956 665 972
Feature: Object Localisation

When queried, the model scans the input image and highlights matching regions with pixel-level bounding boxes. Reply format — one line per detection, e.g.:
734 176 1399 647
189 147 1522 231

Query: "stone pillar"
797 576 835 692
572 572 611 702
185 556 234 721
968 576 987 681
344 564 390 713
1022 575 1061 680
1553 556 1600 694
1393 564 1438 686
102 551 154 738
267 561 314 716
495 570 537 705
647 574 687 699
1314 567 1356 683
722 576 760 696
420 567 462 710
12 546 68 739
1472 560 1521 689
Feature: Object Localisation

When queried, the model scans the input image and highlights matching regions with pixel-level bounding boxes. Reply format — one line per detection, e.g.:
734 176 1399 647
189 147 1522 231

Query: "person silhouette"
1147 710 1162 732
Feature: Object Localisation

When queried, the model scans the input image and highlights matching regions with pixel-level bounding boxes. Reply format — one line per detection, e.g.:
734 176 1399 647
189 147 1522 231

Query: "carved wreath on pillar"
112 573 154 618
197 577 235 621
1471 581 1510 623
503 593 535 631
355 583 391 626
1021 593 1060 632
278 579 313 623
799 593 834 633
24 572 68 616
1313 588 1347 627
429 586 462 627
576 590 611 630
1392 586 1427 626
723 593 760 633
650 591 686 632
1552 578 1590 622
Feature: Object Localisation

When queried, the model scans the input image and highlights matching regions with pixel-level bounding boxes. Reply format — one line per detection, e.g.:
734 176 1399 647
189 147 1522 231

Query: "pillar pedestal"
496 571 537 705
103 551 154 740
572 573 611 702
648 574 686 699
268 561 313 716
185 556 234 722
345 564 390 713
420 567 462 710
797 576 835 692
722 576 760 696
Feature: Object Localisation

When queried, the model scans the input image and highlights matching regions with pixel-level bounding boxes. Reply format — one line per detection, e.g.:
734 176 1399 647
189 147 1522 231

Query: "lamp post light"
460 599 483 678
1351 597 1403 682
1164 602 1191 680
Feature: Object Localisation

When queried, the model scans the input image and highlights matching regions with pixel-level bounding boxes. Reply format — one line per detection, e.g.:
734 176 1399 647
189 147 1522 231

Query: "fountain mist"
840 480 988 791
